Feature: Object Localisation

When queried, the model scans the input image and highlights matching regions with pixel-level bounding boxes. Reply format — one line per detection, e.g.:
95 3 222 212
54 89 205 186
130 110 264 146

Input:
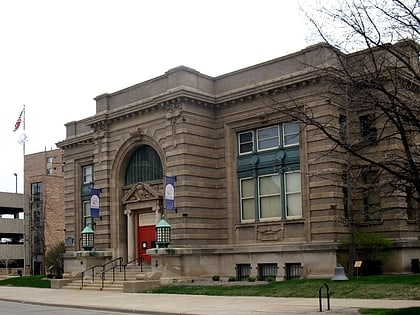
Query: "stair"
61 263 153 292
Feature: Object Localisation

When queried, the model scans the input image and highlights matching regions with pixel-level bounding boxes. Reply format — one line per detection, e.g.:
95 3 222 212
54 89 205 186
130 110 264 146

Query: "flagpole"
22 105 26 156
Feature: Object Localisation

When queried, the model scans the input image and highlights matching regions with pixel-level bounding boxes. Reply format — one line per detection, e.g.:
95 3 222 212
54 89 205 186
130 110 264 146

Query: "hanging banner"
90 188 101 218
165 176 175 210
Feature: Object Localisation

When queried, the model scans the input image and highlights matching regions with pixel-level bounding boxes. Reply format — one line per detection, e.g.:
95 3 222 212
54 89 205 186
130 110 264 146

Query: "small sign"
354 261 362 268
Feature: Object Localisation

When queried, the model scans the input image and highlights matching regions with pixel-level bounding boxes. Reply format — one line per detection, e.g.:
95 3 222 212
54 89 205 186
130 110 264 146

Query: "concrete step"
61 264 154 292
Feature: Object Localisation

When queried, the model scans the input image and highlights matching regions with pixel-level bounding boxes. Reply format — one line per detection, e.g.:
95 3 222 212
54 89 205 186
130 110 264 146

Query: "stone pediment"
122 182 163 204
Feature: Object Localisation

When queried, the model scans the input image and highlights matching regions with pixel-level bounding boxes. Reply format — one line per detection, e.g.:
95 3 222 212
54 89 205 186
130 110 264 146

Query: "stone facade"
57 42 420 281
24 149 65 274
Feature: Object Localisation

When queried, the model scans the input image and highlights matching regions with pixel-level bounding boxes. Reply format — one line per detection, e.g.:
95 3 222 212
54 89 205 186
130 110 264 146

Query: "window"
240 172 302 221
236 264 251 281
238 131 253 154
47 157 53 163
240 178 255 221
283 122 299 146
285 263 302 280
406 186 419 220
237 122 300 222
83 201 93 228
82 165 93 184
31 182 43 208
360 115 377 143
125 145 163 185
259 175 281 219
257 126 280 151
285 172 302 218
238 122 299 155
257 263 278 281
362 170 381 221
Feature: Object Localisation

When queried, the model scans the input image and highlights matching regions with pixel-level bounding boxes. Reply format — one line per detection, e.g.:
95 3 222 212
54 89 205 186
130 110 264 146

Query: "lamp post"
13 173 17 193
156 216 171 248
81 225 94 251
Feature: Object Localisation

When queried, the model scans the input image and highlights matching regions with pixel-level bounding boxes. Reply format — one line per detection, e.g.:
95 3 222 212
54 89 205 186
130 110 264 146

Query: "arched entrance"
120 145 164 265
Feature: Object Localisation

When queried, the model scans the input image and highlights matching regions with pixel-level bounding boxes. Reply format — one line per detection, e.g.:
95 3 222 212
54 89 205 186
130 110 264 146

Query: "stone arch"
109 135 166 261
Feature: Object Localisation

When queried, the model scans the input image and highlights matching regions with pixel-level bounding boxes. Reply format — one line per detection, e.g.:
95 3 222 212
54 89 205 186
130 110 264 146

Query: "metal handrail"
80 264 101 289
102 257 124 272
99 257 124 290
124 255 145 272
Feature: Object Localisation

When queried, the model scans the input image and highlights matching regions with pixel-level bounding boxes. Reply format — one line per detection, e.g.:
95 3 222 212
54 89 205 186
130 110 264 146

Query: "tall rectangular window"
31 182 43 206
362 170 381 221
259 175 281 219
83 201 93 228
283 122 299 146
238 131 253 155
360 115 377 143
240 178 255 221
285 172 302 218
82 165 93 184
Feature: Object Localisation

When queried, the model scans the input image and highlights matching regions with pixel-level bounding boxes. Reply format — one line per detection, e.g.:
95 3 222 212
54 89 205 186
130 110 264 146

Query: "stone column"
125 209 135 263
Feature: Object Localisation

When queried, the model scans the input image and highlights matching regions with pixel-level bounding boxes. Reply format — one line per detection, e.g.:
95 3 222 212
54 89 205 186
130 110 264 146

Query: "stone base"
50 278 73 289
123 280 160 293
63 250 113 276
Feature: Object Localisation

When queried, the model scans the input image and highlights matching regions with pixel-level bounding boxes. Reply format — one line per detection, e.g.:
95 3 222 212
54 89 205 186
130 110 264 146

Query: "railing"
99 257 124 290
80 264 102 289
318 283 330 312
80 257 123 290
124 256 145 271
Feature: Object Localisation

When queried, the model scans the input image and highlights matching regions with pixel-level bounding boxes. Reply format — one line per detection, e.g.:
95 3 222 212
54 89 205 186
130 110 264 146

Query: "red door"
138 225 156 263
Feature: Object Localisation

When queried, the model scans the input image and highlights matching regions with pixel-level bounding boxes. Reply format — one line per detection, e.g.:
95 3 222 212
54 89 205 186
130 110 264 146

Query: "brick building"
24 149 65 275
57 41 419 281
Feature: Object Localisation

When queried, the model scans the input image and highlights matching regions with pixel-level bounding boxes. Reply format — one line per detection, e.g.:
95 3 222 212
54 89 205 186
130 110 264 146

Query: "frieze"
122 182 164 204
257 224 284 241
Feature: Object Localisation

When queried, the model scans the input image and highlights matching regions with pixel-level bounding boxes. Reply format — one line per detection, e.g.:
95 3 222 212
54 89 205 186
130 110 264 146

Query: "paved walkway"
0 287 419 314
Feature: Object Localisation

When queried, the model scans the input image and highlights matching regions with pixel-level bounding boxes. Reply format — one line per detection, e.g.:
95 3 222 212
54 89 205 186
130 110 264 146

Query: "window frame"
283 122 300 147
238 131 254 155
240 177 256 222
284 171 302 219
82 165 93 184
258 174 281 220
360 114 377 143
257 125 280 152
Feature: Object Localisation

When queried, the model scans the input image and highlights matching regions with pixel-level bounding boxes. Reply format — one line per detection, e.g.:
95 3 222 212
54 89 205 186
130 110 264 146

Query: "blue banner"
90 188 101 218
165 176 175 210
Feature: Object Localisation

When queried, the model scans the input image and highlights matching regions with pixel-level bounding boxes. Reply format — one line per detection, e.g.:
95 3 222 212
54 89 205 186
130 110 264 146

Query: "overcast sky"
0 0 315 193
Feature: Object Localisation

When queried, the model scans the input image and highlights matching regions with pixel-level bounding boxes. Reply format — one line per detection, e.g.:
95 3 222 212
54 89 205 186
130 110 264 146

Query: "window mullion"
253 173 259 222
279 169 286 219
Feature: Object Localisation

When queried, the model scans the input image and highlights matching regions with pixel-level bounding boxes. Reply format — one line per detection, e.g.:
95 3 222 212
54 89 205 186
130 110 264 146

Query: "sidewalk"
0 286 419 314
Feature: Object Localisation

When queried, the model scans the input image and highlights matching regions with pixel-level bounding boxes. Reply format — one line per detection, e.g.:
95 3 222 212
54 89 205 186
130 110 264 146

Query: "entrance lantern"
81 225 94 251
156 217 171 248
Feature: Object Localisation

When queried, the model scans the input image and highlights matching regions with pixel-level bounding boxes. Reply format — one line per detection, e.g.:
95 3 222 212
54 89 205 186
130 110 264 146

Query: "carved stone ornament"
122 182 162 204
257 224 284 241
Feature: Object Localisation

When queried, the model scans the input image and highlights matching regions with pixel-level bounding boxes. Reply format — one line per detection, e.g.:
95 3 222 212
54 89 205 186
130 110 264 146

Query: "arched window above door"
125 145 163 185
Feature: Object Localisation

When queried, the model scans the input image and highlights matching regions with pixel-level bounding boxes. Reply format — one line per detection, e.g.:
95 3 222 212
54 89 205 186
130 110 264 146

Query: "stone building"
24 149 65 275
57 41 419 281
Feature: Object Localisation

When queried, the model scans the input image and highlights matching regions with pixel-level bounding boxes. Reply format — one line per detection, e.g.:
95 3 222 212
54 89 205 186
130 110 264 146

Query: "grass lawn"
359 307 420 315
147 274 420 300
0 275 50 288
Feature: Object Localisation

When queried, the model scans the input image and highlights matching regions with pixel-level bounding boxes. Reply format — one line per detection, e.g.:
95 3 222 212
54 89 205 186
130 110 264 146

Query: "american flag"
13 109 23 132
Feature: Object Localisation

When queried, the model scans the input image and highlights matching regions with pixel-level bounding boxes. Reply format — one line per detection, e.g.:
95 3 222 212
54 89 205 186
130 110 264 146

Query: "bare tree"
269 0 419 274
